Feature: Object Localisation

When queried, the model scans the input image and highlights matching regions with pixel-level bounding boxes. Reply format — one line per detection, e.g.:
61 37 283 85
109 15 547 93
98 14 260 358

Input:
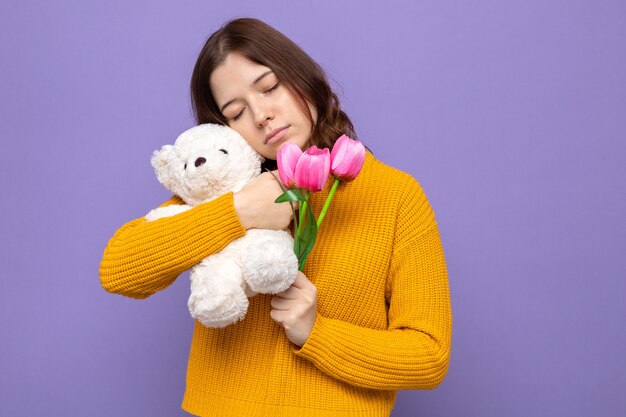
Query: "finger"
283 200 299 211
270 296 291 310
270 309 286 324
275 286 299 299
269 170 281 183
291 272 309 289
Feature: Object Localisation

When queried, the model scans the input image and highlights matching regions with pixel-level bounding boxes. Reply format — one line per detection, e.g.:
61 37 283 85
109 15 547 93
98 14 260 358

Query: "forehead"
209 53 273 104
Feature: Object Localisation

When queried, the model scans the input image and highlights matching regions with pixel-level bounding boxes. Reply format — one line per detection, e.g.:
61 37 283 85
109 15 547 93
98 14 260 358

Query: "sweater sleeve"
292 180 452 390
99 192 247 300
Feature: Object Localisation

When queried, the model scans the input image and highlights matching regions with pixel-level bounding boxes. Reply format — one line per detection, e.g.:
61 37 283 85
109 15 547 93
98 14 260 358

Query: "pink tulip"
295 146 331 192
277 142 303 187
330 135 365 181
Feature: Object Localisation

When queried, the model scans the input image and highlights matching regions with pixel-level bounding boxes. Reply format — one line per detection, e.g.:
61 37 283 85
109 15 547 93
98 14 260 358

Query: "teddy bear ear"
150 144 178 191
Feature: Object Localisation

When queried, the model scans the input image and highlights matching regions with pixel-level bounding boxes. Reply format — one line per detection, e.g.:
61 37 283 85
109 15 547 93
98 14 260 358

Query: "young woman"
100 17 452 417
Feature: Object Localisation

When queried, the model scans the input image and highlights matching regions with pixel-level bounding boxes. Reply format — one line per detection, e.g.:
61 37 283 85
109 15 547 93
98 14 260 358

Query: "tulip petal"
294 146 331 192
330 135 365 181
277 142 302 187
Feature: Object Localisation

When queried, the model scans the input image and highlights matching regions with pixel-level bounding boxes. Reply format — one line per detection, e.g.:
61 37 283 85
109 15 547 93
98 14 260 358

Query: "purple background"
1 1 624 416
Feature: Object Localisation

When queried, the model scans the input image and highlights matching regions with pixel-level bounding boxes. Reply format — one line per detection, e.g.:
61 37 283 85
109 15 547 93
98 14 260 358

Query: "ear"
150 144 178 192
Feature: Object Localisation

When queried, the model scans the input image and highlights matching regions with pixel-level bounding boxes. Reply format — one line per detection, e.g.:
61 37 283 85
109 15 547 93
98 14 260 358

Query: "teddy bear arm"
188 252 251 328
240 229 299 294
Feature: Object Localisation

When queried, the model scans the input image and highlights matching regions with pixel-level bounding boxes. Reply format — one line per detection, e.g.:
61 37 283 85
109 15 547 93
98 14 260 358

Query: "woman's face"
210 52 318 160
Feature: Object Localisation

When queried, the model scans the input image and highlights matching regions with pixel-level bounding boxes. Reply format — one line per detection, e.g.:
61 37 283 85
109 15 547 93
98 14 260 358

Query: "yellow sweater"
99 150 452 417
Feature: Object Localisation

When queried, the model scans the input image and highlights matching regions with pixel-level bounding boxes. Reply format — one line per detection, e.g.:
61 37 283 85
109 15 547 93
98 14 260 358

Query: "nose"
194 157 206 168
254 106 274 127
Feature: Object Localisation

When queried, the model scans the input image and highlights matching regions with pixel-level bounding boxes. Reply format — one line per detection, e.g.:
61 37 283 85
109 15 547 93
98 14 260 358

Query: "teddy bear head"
151 123 265 206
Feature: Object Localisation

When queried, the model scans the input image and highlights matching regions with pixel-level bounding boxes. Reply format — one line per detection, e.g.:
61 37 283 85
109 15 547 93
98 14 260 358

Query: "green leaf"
296 201 319 269
294 231 301 255
275 189 306 204
264 171 316 270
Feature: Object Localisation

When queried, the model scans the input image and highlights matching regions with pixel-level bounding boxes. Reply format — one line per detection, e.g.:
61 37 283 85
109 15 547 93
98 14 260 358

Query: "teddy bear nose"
194 157 206 168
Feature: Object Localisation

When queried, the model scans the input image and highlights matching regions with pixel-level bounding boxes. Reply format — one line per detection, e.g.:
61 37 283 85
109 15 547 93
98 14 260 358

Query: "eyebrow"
219 70 274 113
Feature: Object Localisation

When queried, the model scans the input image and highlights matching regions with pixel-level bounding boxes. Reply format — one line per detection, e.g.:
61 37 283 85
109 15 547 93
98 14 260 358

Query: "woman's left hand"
270 271 317 347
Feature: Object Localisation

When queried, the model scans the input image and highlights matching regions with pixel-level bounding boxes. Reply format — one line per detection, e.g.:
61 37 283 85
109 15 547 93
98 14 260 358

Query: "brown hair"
190 18 366 168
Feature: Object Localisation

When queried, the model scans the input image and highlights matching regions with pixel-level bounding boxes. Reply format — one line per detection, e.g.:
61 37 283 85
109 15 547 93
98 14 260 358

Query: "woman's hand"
270 271 317 347
233 170 296 230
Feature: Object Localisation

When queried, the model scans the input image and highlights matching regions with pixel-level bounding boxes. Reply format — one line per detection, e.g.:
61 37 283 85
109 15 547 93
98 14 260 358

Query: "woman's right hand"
233 170 296 230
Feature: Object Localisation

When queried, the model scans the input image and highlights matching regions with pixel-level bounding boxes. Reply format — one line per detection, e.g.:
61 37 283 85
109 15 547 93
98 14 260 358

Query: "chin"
261 149 278 161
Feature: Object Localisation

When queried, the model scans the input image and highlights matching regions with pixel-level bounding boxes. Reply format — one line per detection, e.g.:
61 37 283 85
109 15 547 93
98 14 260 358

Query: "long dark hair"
190 18 367 169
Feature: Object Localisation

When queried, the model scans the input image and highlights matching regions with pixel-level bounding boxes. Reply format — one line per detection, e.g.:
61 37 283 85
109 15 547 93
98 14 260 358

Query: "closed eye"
230 82 280 122
232 109 245 122
219 149 228 154
265 82 280 93
263 82 280 95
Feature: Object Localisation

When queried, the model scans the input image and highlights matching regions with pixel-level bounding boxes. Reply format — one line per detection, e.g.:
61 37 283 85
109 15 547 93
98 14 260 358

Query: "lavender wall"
1 1 624 416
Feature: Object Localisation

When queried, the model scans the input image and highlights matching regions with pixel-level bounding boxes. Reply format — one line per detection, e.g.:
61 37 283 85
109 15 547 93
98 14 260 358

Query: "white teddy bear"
145 123 298 328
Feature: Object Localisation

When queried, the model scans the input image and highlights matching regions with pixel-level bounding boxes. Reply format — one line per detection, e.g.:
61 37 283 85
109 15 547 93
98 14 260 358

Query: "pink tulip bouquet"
271 135 366 271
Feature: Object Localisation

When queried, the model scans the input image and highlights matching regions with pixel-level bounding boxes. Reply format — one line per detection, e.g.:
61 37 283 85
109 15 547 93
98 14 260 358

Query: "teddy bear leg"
187 256 249 328
242 232 299 294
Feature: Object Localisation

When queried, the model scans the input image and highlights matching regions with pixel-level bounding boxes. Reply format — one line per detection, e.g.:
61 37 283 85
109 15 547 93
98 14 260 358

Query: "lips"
265 126 289 144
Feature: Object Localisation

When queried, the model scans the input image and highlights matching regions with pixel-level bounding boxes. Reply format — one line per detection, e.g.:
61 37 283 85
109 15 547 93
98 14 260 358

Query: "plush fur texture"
145 124 298 328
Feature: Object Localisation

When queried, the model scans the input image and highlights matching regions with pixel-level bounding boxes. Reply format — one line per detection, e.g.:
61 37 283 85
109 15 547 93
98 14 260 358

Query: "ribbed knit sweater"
99 150 452 417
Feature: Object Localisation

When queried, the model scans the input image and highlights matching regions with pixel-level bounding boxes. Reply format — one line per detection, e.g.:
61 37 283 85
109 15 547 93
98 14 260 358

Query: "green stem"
317 178 340 228
297 191 308 237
